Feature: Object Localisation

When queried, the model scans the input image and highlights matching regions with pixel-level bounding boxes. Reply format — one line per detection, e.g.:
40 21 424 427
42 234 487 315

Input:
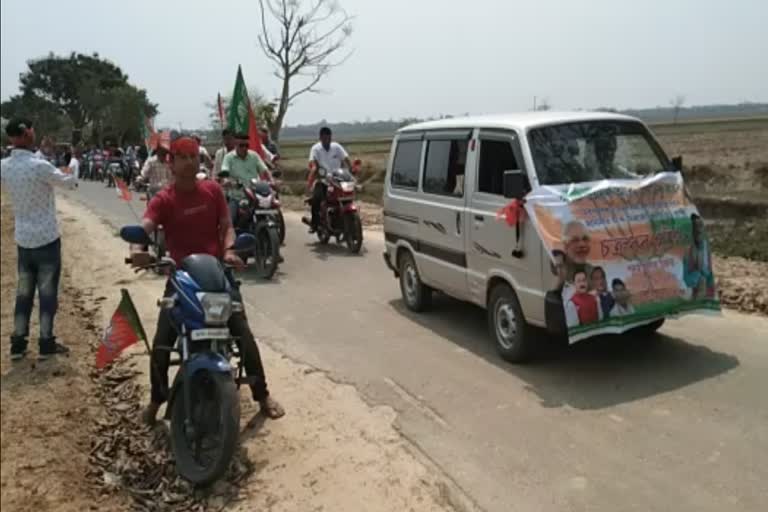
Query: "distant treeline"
279 103 768 140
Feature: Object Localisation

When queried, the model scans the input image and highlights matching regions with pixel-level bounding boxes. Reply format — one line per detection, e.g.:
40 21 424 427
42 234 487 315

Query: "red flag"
96 290 146 369
247 102 266 160
496 199 527 226
115 178 132 201
217 92 225 128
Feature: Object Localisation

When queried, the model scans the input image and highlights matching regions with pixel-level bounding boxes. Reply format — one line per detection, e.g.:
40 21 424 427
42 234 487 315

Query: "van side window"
391 140 422 189
478 140 519 195
422 139 468 198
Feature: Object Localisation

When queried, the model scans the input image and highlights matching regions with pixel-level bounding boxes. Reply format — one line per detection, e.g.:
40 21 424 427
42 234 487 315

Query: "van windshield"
528 120 670 186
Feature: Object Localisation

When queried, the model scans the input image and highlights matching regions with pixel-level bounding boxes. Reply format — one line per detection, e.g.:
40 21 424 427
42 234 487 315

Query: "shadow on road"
304 241 368 261
388 294 740 410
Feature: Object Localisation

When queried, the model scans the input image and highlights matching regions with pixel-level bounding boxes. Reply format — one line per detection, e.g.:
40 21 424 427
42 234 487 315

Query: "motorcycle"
302 162 364 254
259 167 286 245
105 161 123 188
221 174 283 280
119 226 257 485
133 175 148 193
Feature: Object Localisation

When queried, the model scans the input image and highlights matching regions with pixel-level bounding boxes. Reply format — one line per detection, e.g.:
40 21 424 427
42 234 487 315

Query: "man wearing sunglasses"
219 133 270 222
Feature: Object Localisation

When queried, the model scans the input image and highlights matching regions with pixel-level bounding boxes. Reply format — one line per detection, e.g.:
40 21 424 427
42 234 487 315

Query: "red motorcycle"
302 161 363 254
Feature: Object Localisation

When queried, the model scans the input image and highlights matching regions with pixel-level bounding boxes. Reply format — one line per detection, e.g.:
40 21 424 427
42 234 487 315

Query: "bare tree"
257 0 354 142
670 95 686 124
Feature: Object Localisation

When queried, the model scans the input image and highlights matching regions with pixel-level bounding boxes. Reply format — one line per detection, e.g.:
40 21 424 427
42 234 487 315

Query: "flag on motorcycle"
115 177 132 201
96 289 147 369
227 65 266 160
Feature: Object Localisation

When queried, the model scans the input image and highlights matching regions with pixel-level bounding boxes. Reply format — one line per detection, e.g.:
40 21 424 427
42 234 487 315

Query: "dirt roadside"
1 194 132 511
1 192 471 512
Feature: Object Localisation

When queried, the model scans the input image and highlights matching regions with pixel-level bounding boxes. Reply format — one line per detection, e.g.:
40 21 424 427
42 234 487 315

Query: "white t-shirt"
68 157 80 181
309 142 349 171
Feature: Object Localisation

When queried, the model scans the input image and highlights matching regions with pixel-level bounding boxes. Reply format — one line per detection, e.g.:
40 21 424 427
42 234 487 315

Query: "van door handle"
456 212 461 234
474 215 484 222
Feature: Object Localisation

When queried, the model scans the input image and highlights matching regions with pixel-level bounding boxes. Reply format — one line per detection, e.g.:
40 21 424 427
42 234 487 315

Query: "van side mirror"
503 170 526 200
672 155 683 172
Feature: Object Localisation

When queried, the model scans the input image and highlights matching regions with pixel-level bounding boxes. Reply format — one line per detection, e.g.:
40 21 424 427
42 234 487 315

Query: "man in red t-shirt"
133 137 284 424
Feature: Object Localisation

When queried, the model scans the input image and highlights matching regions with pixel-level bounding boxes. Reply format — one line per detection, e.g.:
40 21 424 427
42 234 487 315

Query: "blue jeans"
13 238 62 347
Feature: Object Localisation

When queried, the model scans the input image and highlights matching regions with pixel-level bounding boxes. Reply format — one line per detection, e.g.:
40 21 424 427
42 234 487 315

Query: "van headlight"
196 293 232 325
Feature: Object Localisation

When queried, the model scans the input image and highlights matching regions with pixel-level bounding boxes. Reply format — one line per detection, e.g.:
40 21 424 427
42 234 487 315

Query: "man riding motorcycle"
307 127 352 233
130 136 284 424
140 144 173 197
219 133 271 223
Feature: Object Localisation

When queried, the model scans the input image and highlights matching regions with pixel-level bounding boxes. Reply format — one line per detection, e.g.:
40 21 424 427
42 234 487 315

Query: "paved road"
64 182 767 512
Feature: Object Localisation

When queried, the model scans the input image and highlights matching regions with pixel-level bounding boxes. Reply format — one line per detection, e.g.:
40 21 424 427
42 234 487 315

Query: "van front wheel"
399 252 432 312
489 284 533 363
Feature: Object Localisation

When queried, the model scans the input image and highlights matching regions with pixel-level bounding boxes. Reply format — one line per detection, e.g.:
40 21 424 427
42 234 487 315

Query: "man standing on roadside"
0 118 77 361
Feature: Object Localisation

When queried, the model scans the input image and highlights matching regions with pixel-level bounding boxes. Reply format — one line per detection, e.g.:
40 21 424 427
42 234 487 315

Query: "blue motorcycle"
120 226 256 485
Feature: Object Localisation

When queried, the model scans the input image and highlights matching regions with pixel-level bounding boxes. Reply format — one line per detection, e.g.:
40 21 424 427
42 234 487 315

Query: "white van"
382 112 683 362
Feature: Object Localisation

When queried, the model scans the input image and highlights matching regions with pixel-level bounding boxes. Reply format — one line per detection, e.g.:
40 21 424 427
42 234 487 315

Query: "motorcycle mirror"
120 225 152 246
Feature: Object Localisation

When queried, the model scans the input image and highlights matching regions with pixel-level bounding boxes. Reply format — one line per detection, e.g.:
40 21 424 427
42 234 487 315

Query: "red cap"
170 137 199 157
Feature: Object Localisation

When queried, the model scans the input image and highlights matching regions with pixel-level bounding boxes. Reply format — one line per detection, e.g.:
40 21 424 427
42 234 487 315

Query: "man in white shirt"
213 129 236 177
140 145 173 196
65 150 80 181
307 127 351 232
0 118 77 361
609 278 636 317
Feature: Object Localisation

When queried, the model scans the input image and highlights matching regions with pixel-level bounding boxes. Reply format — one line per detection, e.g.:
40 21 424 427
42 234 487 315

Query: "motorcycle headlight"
239 199 249 208
258 195 273 208
318 168 327 178
195 292 232 325
341 182 355 192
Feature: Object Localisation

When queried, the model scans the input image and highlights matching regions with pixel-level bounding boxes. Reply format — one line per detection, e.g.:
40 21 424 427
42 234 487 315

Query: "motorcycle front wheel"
170 370 240 486
254 224 280 280
344 213 363 254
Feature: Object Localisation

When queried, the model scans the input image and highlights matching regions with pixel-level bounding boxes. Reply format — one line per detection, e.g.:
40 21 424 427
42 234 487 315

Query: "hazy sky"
2 0 766 129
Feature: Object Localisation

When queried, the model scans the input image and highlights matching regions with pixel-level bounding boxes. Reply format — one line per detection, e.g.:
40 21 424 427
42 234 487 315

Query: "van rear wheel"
399 252 432 312
488 283 534 363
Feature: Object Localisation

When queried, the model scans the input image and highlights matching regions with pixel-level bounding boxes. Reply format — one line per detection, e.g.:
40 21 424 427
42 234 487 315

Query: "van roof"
398 111 640 133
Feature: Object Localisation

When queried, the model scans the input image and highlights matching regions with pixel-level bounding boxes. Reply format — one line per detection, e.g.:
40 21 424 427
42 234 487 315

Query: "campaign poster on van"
524 172 720 343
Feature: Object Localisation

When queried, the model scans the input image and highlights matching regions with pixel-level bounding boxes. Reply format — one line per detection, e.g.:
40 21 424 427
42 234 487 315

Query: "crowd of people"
1 116 356 425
